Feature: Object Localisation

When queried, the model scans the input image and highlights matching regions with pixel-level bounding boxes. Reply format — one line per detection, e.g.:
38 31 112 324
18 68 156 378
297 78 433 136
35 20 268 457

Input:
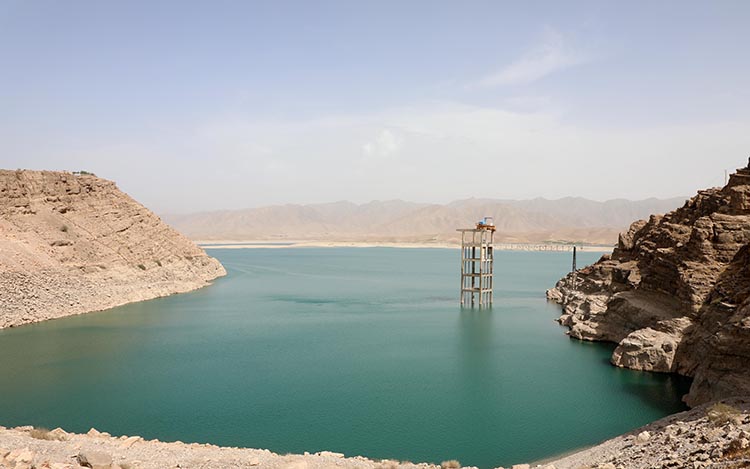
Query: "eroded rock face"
547 165 750 406
611 318 691 372
0 170 226 328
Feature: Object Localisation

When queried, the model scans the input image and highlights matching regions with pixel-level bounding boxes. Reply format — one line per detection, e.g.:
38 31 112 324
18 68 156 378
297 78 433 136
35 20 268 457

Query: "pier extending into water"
495 243 584 251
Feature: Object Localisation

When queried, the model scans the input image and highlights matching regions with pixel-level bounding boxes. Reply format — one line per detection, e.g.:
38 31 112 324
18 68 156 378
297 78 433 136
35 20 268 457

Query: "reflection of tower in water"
456 308 498 437
457 308 496 391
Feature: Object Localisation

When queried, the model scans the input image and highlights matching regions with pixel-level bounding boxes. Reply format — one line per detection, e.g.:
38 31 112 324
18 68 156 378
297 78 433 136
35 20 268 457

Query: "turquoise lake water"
0 248 690 468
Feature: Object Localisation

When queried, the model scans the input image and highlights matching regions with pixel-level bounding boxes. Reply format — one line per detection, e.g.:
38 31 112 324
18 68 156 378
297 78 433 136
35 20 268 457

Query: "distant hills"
161 197 687 245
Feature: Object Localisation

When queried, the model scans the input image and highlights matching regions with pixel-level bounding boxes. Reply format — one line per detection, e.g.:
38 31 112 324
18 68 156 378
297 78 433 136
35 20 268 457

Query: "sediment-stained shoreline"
0 170 225 329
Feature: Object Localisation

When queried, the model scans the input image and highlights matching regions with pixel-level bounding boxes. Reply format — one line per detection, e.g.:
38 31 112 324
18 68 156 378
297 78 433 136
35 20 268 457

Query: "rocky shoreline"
0 170 225 329
544 398 750 469
2 399 750 469
547 164 750 406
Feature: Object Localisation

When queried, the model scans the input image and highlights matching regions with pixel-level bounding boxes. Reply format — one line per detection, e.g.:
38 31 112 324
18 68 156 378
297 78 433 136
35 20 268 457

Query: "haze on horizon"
1 1 749 214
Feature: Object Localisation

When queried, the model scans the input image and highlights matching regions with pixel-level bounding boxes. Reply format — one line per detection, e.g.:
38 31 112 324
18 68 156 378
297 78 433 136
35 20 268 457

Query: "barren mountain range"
163 197 687 245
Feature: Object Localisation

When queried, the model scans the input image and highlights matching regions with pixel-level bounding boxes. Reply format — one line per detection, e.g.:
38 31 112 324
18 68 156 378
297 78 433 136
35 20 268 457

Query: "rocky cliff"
547 163 750 406
0 170 226 328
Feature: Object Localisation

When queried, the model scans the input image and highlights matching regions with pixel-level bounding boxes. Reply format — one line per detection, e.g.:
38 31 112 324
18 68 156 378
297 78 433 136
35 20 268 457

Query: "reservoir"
0 248 689 468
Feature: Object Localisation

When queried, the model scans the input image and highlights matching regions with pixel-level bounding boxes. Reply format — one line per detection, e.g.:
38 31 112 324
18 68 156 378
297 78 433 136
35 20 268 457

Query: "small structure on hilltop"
457 217 495 307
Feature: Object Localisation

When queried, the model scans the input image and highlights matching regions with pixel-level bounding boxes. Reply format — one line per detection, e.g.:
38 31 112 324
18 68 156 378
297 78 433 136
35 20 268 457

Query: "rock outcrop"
547 163 750 406
0 170 226 328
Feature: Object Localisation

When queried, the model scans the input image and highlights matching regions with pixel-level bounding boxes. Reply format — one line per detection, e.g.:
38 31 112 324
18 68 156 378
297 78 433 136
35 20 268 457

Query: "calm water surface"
0 248 689 468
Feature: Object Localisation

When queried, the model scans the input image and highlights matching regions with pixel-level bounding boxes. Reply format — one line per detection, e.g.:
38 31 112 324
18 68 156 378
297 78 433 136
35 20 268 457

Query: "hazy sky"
2 1 749 213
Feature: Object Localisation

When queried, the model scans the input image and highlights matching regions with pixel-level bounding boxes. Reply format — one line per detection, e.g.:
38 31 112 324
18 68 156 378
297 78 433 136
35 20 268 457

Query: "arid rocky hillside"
547 163 750 406
0 170 226 328
163 197 685 245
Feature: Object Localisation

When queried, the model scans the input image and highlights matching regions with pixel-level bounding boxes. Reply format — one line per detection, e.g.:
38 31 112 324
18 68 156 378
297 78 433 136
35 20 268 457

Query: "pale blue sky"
1 1 749 213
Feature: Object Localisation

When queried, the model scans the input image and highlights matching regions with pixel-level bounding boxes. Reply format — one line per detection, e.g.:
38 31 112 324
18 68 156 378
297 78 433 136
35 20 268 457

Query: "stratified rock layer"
547 164 750 406
0 170 226 328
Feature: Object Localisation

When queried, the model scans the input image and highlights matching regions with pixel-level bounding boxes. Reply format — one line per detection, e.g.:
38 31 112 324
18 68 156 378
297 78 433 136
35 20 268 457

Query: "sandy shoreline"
196 240 615 253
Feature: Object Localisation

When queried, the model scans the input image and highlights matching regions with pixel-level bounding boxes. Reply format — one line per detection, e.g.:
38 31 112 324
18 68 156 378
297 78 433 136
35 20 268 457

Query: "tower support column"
458 226 494 307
